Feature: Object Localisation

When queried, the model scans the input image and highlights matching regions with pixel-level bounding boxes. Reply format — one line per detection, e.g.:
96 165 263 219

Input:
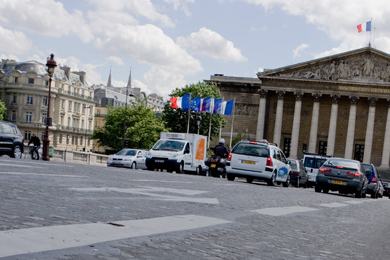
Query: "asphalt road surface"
1 157 390 260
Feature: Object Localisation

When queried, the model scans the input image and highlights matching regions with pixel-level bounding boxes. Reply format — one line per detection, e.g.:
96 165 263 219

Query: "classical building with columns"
207 46 390 169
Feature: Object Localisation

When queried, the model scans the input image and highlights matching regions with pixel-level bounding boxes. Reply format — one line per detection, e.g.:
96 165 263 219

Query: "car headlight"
172 153 179 158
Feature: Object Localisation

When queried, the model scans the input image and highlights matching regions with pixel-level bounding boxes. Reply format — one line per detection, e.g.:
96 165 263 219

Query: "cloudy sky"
0 0 388 98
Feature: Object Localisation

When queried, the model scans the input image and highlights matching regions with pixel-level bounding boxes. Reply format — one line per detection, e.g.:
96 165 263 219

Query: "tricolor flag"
357 21 371 33
224 99 234 116
213 98 223 114
201 97 213 113
170 94 191 111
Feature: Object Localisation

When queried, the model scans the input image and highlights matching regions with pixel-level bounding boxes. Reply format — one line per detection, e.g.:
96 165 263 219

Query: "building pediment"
258 47 390 84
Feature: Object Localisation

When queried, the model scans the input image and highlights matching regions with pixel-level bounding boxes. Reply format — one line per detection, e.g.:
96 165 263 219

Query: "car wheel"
355 189 363 198
246 177 253 183
282 174 291 187
147 166 154 171
267 171 277 186
323 188 329 193
130 162 137 169
227 174 235 181
295 177 300 188
176 162 184 174
314 185 322 193
362 192 366 198
372 192 377 199
11 145 22 159
196 166 201 175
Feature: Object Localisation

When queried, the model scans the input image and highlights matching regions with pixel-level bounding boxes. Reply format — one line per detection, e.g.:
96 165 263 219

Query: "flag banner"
357 21 371 33
213 98 223 114
224 99 234 116
191 97 202 112
181 94 191 111
170 96 182 109
220 101 227 115
201 97 213 113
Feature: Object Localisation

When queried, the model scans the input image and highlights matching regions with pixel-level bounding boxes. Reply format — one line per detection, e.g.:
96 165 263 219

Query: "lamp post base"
42 137 50 161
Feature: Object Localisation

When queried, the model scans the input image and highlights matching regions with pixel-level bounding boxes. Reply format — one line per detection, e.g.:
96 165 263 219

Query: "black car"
316 158 368 198
0 121 24 159
289 159 308 187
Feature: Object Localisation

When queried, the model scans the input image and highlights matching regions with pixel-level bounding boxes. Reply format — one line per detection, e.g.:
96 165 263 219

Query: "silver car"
107 149 147 169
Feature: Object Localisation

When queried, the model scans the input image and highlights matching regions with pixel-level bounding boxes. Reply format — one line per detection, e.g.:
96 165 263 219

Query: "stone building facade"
207 47 390 168
0 59 95 152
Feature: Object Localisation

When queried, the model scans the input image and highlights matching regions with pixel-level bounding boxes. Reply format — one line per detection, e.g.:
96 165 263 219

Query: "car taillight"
371 175 377 183
266 157 273 167
347 171 361 177
227 152 232 162
292 172 299 176
319 167 332 173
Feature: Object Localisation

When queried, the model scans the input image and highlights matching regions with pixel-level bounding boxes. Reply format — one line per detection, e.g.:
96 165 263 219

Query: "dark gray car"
289 159 308 188
316 158 368 198
0 121 24 159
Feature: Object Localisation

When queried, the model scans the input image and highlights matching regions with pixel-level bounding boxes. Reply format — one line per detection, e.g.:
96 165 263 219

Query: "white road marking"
0 214 230 258
319 202 348 208
0 163 34 168
70 186 219 204
0 172 87 178
343 200 365 204
252 206 318 216
132 180 193 183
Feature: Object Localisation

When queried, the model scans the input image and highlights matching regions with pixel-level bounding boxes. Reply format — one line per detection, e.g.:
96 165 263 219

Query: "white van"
145 132 207 174
302 153 330 187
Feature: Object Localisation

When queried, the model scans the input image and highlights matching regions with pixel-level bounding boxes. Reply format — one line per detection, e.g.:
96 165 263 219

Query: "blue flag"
191 97 202 112
366 21 371 31
224 99 234 116
181 94 191 111
201 97 212 113
213 98 223 114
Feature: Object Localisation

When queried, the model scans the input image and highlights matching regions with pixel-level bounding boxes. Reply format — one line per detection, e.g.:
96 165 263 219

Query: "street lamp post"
42 54 57 161
196 115 202 135
84 105 91 152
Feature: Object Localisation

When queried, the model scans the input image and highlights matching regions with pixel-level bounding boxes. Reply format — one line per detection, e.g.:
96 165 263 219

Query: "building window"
59 134 62 144
60 116 64 126
27 95 33 105
42 113 47 124
71 136 75 145
14 77 18 83
68 101 72 112
88 138 90 146
66 135 70 144
283 138 291 158
318 141 327 155
354 144 364 162
24 131 31 141
43 96 48 106
11 111 16 121
12 94 17 103
25 112 32 124
28 78 34 84
75 136 78 145
80 136 83 145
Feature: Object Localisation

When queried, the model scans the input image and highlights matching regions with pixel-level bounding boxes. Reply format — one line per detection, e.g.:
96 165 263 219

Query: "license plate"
211 164 216 168
242 160 255 165
308 176 312 180
155 159 164 163
330 180 347 185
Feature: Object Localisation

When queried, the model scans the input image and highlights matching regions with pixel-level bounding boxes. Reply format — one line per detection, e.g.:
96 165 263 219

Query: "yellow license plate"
331 180 347 185
211 164 216 168
242 160 255 165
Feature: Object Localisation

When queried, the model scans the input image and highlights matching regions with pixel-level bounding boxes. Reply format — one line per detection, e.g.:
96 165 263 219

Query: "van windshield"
152 140 185 152
304 158 327 169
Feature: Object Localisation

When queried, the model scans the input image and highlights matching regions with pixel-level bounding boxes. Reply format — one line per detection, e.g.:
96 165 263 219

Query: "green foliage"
161 82 226 139
92 99 168 151
0 100 6 121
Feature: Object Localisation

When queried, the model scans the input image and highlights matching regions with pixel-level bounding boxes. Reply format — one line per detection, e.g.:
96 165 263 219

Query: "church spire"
107 66 112 87
126 67 132 88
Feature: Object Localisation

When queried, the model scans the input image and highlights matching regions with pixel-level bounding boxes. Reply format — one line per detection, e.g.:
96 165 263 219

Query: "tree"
92 99 168 151
0 100 6 121
161 82 226 139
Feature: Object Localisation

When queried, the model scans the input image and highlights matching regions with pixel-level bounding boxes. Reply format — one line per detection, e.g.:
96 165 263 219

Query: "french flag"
357 21 371 33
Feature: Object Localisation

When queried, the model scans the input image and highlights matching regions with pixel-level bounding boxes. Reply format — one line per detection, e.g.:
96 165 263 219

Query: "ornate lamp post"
83 105 92 152
42 54 57 161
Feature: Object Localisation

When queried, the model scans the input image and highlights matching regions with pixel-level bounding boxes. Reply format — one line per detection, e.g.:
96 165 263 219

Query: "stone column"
289 92 303 159
344 96 359 159
363 97 377 163
380 100 390 168
256 89 267 140
308 93 321 153
273 91 285 147
326 94 340 156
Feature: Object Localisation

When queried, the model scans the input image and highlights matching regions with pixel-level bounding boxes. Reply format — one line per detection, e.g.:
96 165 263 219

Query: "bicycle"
30 146 40 160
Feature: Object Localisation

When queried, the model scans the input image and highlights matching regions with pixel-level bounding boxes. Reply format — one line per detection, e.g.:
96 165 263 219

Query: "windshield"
116 149 136 156
232 143 269 157
304 157 327 169
324 159 359 170
152 140 185 152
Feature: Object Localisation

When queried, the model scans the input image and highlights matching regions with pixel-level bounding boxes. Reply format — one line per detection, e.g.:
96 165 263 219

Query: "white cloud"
177 27 247 62
293 43 309 58
0 0 93 43
107 56 125 66
164 0 195 16
0 26 32 55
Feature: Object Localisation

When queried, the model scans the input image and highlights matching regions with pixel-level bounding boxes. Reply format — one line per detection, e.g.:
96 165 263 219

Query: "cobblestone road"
0 157 389 259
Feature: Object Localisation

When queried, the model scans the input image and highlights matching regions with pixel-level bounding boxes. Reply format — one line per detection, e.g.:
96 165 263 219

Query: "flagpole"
187 94 191 133
229 98 236 150
208 113 212 148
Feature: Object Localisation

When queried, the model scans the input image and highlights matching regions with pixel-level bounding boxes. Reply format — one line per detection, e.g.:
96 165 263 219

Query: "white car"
107 149 147 169
226 140 291 187
302 153 330 187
